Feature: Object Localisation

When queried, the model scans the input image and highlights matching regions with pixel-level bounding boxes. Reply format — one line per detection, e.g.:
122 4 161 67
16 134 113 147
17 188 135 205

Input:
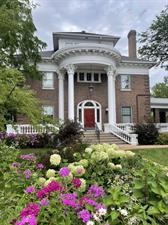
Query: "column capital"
58 72 64 80
65 64 77 75
105 65 116 76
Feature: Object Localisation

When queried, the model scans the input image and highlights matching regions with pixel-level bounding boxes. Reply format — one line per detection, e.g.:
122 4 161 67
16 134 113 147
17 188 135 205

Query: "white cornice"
52 44 121 64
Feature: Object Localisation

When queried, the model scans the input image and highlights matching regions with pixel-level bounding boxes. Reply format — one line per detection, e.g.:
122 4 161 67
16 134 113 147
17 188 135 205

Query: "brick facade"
20 73 150 125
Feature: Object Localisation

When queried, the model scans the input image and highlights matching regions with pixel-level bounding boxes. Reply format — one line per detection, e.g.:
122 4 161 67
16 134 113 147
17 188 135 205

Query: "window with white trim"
121 106 132 123
77 71 102 83
42 72 54 89
43 106 54 118
121 75 131 90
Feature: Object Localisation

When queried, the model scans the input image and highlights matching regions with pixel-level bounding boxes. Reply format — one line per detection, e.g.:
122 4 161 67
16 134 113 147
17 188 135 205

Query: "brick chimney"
127 30 137 58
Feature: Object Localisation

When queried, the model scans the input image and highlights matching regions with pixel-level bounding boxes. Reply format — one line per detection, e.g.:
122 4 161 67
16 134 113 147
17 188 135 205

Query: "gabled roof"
53 31 120 50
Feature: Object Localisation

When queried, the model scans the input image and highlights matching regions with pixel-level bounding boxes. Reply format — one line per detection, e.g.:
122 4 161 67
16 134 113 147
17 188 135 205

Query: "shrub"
135 123 159 145
156 132 168 144
57 120 84 146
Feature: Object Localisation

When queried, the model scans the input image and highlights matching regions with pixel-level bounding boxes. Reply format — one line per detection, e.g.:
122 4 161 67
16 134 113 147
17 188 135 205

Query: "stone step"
83 132 127 145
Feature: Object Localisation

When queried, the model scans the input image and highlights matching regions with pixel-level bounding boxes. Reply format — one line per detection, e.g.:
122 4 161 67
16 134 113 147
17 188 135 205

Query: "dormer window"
77 71 101 83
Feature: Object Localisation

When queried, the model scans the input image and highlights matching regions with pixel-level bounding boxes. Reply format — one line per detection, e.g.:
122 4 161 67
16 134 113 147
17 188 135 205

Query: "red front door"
84 108 95 128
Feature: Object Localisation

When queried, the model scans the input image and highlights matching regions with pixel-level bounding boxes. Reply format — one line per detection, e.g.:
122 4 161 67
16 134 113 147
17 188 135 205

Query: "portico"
53 43 120 130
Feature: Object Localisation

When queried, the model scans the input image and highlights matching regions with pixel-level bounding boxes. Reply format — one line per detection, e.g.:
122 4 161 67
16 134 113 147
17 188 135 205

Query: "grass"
132 147 168 166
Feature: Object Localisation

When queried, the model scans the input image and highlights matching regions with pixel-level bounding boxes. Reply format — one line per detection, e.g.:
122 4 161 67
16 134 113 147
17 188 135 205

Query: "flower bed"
1 143 168 224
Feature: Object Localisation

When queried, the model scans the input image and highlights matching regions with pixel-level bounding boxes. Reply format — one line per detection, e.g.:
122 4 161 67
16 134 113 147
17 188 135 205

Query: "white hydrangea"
85 147 93 154
118 208 128 217
115 164 122 170
126 151 135 157
78 178 86 192
79 159 89 168
98 208 107 216
91 151 109 163
93 213 100 222
107 162 116 169
38 177 46 186
46 169 56 178
50 154 61 166
86 221 94 225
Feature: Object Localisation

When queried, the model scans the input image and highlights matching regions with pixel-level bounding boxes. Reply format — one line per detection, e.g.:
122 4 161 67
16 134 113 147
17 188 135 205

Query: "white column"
65 64 76 120
58 72 64 121
106 65 117 124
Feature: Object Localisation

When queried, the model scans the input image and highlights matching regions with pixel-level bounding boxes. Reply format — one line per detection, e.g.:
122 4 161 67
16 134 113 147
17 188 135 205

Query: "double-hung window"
42 72 54 89
121 106 132 123
121 75 131 90
43 106 54 118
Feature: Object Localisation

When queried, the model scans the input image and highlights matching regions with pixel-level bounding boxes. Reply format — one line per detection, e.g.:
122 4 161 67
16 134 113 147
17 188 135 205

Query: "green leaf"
111 210 119 221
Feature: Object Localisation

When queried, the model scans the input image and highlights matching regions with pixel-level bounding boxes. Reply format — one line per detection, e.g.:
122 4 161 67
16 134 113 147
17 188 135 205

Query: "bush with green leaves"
135 123 159 145
156 132 168 145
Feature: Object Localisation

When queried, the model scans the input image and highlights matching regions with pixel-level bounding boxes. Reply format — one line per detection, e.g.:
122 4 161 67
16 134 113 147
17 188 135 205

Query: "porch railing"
6 124 59 135
95 123 100 143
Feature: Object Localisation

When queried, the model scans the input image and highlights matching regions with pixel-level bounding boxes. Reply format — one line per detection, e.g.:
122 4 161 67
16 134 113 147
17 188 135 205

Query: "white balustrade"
6 124 59 135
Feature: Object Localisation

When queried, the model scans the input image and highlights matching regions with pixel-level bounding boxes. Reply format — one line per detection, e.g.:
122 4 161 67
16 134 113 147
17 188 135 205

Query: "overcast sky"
32 0 168 87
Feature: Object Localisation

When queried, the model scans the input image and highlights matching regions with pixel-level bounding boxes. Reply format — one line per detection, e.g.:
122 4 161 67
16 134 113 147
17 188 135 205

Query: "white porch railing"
104 123 138 145
6 124 59 134
155 123 168 133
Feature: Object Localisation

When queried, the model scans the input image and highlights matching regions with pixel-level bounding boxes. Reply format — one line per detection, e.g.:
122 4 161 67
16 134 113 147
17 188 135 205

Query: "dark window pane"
97 109 100 122
87 73 92 81
79 109 82 122
79 72 84 81
85 102 94 106
122 107 131 123
94 73 99 81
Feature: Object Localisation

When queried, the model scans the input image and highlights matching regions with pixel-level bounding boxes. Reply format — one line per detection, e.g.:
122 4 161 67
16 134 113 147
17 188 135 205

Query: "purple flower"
87 184 105 198
7 133 16 138
23 169 31 179
16 215 36 225
36 163 44 169
26 186 35 194
11 162 21 167
96 203 106 210
59 167 70 177
40 198 50 206
79 209 92 223
20 202 39 218
61 192 77 207
20 154 36 161
72 178 81 188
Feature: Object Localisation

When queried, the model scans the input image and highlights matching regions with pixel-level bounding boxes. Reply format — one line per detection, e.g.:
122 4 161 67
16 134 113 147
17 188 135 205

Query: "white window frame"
77 71 102 83
42 72 54 89
121 106 132 123
43 105 54 117
120 75 131 91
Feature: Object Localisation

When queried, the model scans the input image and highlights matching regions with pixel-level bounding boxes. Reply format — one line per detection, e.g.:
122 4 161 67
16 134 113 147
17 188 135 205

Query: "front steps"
83 131 127 145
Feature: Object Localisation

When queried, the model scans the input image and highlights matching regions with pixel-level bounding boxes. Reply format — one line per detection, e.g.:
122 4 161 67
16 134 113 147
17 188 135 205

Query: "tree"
0 0 47 129
139 6 168 70
0 68 42 130
151 76 168 97
0 0 46 78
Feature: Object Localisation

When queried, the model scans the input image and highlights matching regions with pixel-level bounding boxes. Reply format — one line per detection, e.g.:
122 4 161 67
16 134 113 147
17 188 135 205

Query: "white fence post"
130 134 138 145
6 124 16 134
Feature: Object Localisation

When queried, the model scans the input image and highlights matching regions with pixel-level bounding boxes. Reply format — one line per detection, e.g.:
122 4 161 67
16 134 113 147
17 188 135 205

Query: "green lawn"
132 148 168 167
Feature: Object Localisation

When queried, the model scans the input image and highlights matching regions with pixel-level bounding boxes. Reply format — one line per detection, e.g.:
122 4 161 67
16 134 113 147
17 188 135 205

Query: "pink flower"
20 202 39 218
40 198 50 206
16 215 37 225
61 192 77 207
36 163 44 169
87 184 104 198
36 180 62 199
72 178 81 188
79 209 92 223
23 169 31 179
59 167 70 177
26 186 35 194
20 154 36 161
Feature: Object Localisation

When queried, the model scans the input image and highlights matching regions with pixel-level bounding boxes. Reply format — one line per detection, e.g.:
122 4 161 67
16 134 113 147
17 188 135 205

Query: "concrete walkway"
118 144 168 150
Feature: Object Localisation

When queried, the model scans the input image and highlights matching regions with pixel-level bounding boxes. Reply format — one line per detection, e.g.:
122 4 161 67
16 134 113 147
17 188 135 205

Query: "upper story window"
42 72 54 89
121 75 131 90
77 71 101 83
121 106 132 123
43 105 54 118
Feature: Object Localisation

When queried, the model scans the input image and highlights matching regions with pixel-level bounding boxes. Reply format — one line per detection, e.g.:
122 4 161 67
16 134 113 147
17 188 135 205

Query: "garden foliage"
1 142 168 224
135 123 159 145
156 132 168 145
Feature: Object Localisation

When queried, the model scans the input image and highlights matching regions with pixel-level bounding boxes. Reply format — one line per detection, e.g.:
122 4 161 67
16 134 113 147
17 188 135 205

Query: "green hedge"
156 132 168 144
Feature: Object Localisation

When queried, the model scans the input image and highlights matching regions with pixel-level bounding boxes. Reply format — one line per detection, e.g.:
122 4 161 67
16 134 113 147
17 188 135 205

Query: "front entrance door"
84 108 95 128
